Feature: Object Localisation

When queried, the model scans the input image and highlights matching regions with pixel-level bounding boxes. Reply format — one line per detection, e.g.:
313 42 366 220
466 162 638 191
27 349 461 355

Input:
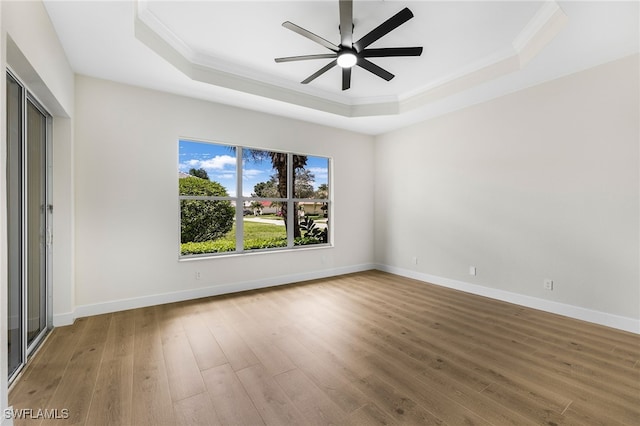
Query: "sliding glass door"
25 97 48 346
7 71 51 382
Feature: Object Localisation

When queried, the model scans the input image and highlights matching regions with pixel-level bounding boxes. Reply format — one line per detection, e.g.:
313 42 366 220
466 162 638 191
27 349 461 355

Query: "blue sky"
179 140 328 197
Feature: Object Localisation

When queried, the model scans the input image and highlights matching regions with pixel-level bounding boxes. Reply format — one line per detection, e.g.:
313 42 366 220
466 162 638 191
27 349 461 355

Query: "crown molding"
134 1 567 118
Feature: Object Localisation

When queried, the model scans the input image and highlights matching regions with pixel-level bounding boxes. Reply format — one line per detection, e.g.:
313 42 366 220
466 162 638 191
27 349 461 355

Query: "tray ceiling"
43 1 639 134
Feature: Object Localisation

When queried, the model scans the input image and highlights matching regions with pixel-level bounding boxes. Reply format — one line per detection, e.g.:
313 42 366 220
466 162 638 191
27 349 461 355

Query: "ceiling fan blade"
339 0 353 47
302 60 338 84
358 58 394 81
282 21 339 52
342 67 351 91
361 47 423 58
353 7 414 52
275 53 337 63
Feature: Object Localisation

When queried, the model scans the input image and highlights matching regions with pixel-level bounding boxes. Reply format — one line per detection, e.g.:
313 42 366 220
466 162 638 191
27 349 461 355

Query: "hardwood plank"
162 331 206 402
173 392 220 426
338 403 397 426
160 301 208 402
201 363 264 426
205 322 260 372
180 311 228 371
284 320 374 384
131 307 175 426
235 364 307 425
231 320 296 377
273 368 346 425
352 373 445 425
84 310 135 426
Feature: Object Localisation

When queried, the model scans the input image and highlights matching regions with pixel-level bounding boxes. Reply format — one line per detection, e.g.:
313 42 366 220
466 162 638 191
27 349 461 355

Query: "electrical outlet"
195 271 201 280
469 266 476 276
411 256 418 265
544 279 553 290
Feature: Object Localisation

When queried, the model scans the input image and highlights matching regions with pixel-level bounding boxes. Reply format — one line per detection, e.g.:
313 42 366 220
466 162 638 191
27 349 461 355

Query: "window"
178 140 330 257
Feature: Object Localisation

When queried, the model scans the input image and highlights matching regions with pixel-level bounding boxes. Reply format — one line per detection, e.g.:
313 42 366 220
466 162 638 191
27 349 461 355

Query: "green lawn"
242 221 286 239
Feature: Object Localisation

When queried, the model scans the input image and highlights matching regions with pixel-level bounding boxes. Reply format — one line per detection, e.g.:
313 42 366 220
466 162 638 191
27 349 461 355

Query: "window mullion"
236 146 244 253
287 152 294 248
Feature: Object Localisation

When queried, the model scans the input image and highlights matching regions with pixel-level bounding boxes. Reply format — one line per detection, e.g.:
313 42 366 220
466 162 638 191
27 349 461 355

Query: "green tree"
294 169 315 198
252 178 277 198
189 168 209 180
179 177 234 243
315 183 329 199
315 183 329 217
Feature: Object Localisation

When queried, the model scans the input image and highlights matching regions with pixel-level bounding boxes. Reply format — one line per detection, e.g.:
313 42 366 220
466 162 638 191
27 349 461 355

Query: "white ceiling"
43 1 639 135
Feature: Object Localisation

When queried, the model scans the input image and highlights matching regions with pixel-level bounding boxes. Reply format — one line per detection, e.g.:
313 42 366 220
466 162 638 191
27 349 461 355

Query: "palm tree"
249 200 263 215
244 150 307 237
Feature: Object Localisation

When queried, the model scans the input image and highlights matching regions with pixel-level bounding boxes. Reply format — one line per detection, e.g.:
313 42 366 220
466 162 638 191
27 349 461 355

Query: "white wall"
72 75 375 317
375 54 640 332
1 0 74 423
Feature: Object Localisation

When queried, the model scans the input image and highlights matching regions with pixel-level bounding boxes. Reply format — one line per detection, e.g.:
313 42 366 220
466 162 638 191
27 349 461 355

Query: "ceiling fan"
275 0 423 91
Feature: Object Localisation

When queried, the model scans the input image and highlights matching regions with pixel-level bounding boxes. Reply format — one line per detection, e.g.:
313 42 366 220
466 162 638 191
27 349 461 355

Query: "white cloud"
242 169 265 178
180 155 236 172
200 155 236 170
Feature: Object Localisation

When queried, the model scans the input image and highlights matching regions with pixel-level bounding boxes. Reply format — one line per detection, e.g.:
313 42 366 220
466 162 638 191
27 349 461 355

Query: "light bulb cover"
337 52 357 68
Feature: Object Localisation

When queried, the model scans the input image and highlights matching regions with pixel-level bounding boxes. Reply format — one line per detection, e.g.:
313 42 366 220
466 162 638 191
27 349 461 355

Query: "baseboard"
52 311 75 327
376 264 640 335
69 263 375 321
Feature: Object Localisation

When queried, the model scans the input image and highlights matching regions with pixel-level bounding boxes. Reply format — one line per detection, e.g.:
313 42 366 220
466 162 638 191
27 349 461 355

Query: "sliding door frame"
7 68 53 384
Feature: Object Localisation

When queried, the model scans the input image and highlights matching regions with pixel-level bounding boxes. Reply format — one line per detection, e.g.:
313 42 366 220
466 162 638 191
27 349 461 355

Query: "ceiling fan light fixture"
337 51 357 68
276 1 422 90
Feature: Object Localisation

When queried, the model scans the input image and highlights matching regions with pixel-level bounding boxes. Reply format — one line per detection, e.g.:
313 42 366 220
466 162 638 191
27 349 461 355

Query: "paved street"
244 217 327 229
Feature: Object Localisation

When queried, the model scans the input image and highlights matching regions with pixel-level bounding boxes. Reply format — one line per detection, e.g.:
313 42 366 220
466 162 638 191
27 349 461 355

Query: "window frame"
178 140 331 258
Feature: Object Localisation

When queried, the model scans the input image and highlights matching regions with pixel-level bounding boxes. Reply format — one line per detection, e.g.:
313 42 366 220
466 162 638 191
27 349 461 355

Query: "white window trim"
178 141 331 258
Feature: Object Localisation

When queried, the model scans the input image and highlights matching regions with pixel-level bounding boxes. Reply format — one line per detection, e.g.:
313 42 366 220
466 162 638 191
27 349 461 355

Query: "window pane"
179 140 236 196
26 100 47 345
243 150 287 199
296 202 329 246
180 200 236 255
294 155 329 199
244 199 279 217
243 206 287 251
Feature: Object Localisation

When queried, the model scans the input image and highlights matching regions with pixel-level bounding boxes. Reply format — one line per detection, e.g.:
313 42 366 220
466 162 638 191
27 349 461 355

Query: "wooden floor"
9 270 640 425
